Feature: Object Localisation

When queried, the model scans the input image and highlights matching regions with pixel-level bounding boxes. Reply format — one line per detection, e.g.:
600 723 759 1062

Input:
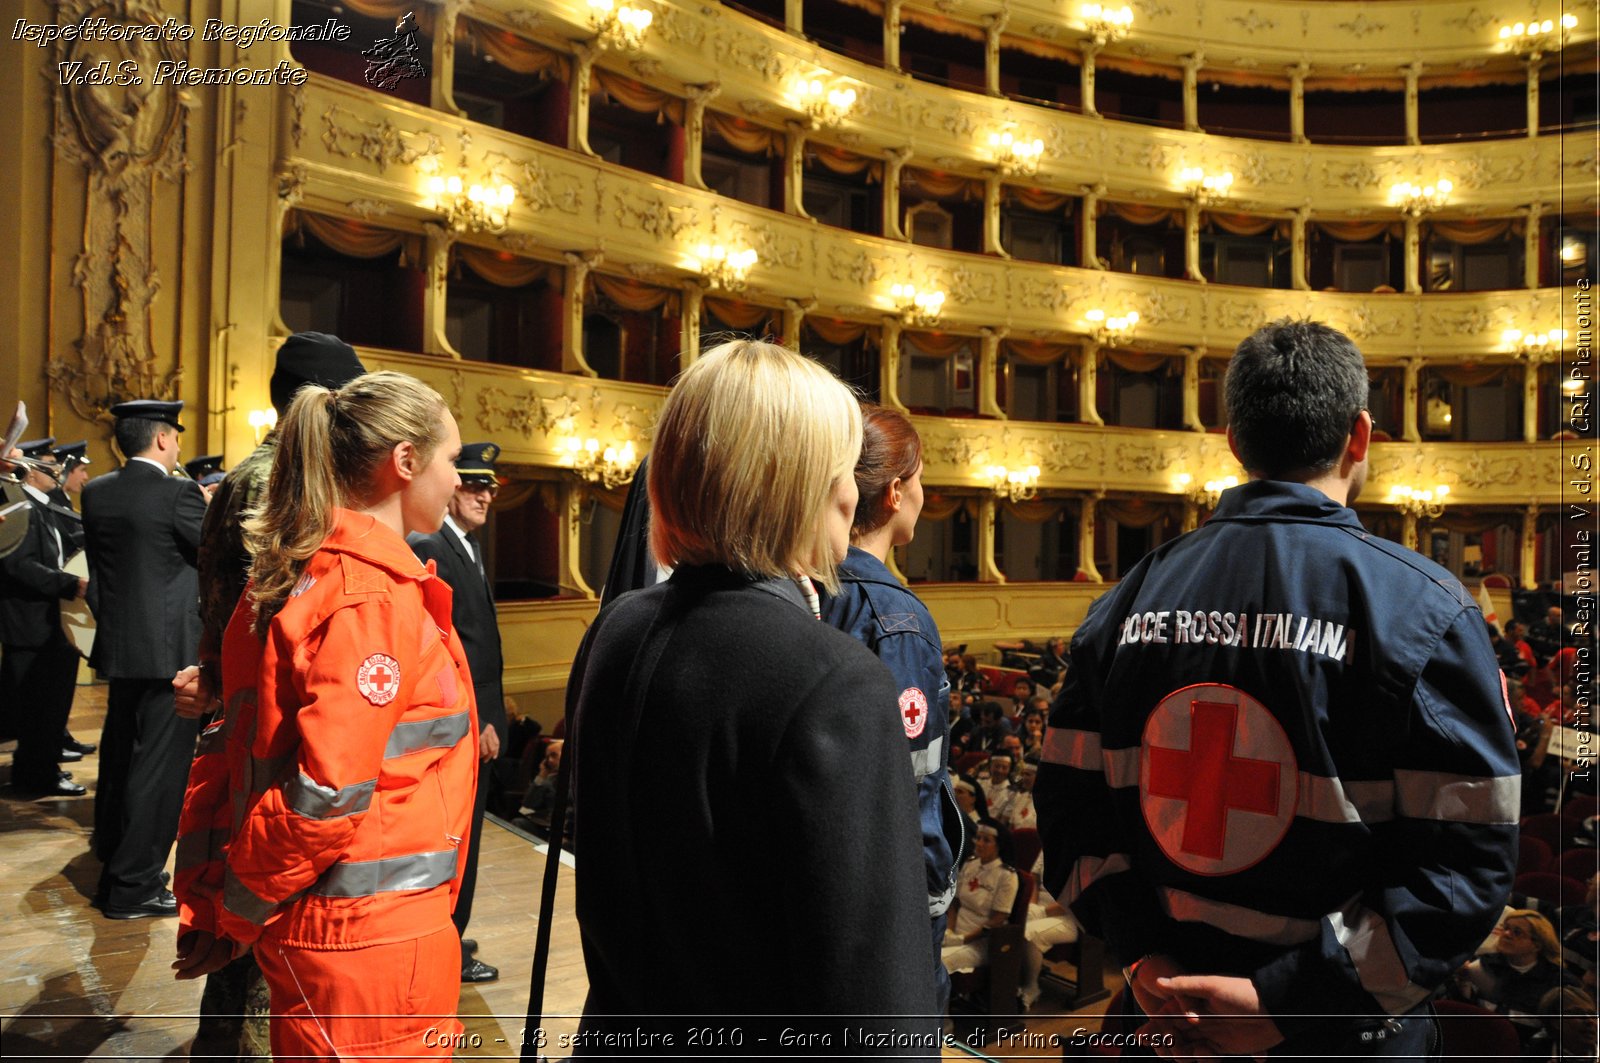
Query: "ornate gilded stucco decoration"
47 0 191 422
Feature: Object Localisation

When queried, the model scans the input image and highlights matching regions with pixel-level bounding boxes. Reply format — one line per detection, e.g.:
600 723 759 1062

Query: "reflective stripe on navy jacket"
821 546 962 906
1034 480 1520 1037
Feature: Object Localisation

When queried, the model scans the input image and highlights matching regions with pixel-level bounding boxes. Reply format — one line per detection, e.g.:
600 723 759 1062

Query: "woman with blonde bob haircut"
569 340 936 1055
648 339 862 594
172 370 481 1062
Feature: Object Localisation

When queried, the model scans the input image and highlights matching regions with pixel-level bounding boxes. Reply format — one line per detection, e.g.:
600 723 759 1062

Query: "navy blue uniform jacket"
1035 480 1519 1039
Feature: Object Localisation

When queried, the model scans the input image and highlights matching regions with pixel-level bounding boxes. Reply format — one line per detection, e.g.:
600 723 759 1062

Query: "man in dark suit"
1 439 87 795
81 399 205 918
409 441 506 984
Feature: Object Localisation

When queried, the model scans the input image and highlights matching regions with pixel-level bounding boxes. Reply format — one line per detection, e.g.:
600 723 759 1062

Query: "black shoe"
461 937 478 957
461 957 499 983
62 734 96 755
102 889 178 920
59 747 84 762
16 773 87 797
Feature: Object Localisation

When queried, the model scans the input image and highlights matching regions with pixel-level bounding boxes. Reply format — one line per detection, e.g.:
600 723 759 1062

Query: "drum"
60 550 95 658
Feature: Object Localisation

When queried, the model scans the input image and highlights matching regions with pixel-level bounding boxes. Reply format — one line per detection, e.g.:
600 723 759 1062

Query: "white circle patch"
898 687 929 739
1139 683 1297 876
356 653 401 706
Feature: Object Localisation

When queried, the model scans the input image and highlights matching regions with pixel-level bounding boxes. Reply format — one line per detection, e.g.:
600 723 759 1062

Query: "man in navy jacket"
1036 320 1518 1058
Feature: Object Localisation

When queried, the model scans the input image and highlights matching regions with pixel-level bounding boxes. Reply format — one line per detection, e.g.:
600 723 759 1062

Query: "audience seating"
1514 871 1586 908
1011 828 1042 874
977 665 1030 697
1518 835 1554 875
1556 846 1598 884
1561 794 1599 823
1432 999 1523 1060
1520 813 1567 852
955 751 989 776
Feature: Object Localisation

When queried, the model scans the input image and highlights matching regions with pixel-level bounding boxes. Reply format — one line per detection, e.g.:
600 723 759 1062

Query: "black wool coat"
569 564 937 1053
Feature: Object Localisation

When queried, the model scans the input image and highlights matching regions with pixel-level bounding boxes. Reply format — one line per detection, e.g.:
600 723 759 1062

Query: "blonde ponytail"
244 370 446 633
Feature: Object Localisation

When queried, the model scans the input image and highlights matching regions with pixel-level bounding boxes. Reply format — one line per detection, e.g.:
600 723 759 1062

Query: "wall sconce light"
891 284 947 327
1085 308 1139 346
691 242 759 292
791 75 857 128
248 408 278 444
1386 484 1449 519
1388 179 1452 217
589 0 654 51
1081 2 1134 42
563 436 639 490
1560 234 1587 266
986 464 1041 502
423 173 516 233
988 129 1045 177
1178 165 1234 204
1501 327 1568 353
1499 13 1578 54
1174 472 1238 508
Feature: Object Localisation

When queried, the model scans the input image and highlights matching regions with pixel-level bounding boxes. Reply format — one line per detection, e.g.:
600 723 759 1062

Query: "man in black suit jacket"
81 400 205 918
1 440 87 794
409 441 506 984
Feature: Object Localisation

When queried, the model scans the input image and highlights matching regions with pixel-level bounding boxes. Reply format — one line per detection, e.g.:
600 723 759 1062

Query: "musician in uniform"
50 440 95 758
408 441 507 984
184 455 225 500
82 399 205 919
0 439 87 795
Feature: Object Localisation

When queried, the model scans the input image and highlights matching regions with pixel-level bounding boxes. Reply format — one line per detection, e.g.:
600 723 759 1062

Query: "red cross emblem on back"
1140 684 1297 875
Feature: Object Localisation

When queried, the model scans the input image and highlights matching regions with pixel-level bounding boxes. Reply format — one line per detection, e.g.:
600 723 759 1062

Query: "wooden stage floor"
1 684 1115 1060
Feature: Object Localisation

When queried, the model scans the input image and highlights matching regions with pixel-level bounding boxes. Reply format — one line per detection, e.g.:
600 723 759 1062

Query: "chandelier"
1499 13 1578 54
986 464 1041 502
1386 484 1449 519
1388 179 1452 217
1179 166 1234 204
891 284 947 327
792 76 857 128
424 175 516 233
989 130 1045 177
1175 472 1238 508
1081 2 1134 43
1085 308 1139 346
693 242 759 293
563 437 639 490
1501 327 1568 353
589 0 654 52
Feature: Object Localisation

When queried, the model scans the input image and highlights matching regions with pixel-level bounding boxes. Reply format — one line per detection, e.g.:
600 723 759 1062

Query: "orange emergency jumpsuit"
175 510 478 1061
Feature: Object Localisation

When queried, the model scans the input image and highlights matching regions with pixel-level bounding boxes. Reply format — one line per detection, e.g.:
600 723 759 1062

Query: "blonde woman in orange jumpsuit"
172 370 478 1061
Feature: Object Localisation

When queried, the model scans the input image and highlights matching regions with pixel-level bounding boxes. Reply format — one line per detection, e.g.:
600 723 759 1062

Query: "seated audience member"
1559 874 1599 982
951 777 985 835
970 700 1013 754
1542 684 1579 726
513 739 563 836
1008 678 1036 719
1506 620 1539 671
1452 910 1574 1047
1003 762 1036 832
1491 624 1530 679
948 690 977 753
1530 605 1568 663
1019 705 1047 764
954 654 982 698
1017 847 1081 1009
980 754 1014 808
1532 986 1597 1062
941 823 1018 975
